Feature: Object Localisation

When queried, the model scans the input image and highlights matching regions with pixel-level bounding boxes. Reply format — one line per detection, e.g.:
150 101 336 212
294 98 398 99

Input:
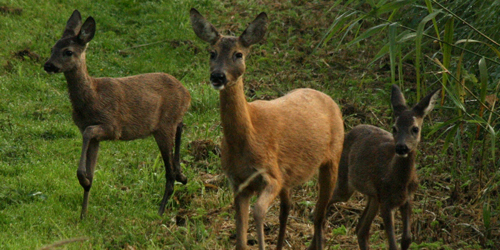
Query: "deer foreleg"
356 197 379 250
235 191 252 250
254 178 280 250
78 125 105 219
381 204 397 250
400 201 412 250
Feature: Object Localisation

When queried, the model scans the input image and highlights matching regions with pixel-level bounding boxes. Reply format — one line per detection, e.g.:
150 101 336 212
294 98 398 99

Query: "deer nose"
44 62 59 73
210 72 227 85
395 144 409 156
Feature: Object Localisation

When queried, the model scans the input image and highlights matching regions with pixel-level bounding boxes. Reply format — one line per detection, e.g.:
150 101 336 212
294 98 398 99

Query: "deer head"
390 85 441 157
190 8 268 90
44 10 96 74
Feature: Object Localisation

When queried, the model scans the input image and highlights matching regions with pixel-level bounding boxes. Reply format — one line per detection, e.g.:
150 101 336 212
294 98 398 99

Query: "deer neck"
63 56 96 110
219 78 254 147
389 151 417 186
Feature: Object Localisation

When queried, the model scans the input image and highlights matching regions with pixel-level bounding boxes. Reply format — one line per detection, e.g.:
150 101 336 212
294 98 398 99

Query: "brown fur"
190 9 344 250
44 10 191 218
330 85 441 250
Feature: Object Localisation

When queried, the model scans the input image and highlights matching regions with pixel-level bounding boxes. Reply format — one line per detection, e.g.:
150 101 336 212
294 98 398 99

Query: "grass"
0 0 498 249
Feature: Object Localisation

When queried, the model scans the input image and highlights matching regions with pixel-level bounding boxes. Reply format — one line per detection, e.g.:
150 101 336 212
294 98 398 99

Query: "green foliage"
332 224 347 235
411 240 454 250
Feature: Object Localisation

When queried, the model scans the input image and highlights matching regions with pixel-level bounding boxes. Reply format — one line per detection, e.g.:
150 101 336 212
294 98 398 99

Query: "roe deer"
190 9 344 250
329 85 441 250
44 10 191 218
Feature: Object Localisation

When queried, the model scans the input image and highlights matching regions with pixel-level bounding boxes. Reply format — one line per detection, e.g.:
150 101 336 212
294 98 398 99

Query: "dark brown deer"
190 9 344 250
329 85 441 250
44 10 191 219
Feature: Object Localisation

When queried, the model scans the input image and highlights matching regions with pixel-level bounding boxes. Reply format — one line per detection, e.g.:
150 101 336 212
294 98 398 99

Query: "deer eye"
209 51 217 60
412 127 419 134
235 52 243 59
64 50 73 57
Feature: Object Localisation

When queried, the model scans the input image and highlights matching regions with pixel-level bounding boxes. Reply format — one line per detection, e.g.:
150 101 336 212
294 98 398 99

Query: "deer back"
77 74 190 140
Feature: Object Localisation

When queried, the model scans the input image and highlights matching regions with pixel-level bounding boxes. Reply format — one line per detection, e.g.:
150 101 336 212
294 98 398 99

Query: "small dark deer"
44 10 191 218
329 85 441 250
190 9 344 250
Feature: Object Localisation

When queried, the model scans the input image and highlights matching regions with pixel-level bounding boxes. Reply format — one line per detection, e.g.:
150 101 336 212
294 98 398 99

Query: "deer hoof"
176 173 188 185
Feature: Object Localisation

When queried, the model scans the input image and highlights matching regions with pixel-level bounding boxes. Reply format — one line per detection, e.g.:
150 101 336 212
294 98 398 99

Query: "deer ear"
190 8 221 45
63 10 82 38
77 16 96 44
391 84 408 117
239 12 268 47
413 88 441 118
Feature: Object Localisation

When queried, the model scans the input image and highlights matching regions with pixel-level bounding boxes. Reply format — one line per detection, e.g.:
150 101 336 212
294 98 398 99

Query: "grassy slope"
0 0 496 249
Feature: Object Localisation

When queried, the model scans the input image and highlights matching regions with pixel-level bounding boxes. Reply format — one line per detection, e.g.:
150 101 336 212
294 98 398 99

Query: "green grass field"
1 0 498 249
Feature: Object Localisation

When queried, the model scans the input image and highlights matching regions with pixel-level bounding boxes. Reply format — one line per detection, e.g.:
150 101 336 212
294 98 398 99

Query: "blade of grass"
484 81 499 170
427 115 462 138
424 0 442 49
432 0 500 47
389 23 398 86
416 10 441 99
315 10 358 50
369 30 413 65
477 57 488 139
455 39 500 59
398 49 403 86
456 51 465 120
442 123 459 153
442 17 454 104
483 201 492 239
337 17 364 48
375 0 417 16
346 23 390 46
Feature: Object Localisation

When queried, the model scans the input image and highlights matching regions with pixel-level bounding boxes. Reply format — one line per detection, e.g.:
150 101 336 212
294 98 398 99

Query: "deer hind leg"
399 201 412 250
80 139 99 219
78 125 107 219
254 177 281 250
329 150 354 204
276 189 291 250
234 190 252 250
154 126 176 215
356 196 380 250
380 203 398 250
173 122 187 184
308 161 336 250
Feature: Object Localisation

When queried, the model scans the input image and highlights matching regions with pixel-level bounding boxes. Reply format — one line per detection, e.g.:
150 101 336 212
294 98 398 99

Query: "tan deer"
329 85 441 250
190 9 344 250
44 10 191 219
